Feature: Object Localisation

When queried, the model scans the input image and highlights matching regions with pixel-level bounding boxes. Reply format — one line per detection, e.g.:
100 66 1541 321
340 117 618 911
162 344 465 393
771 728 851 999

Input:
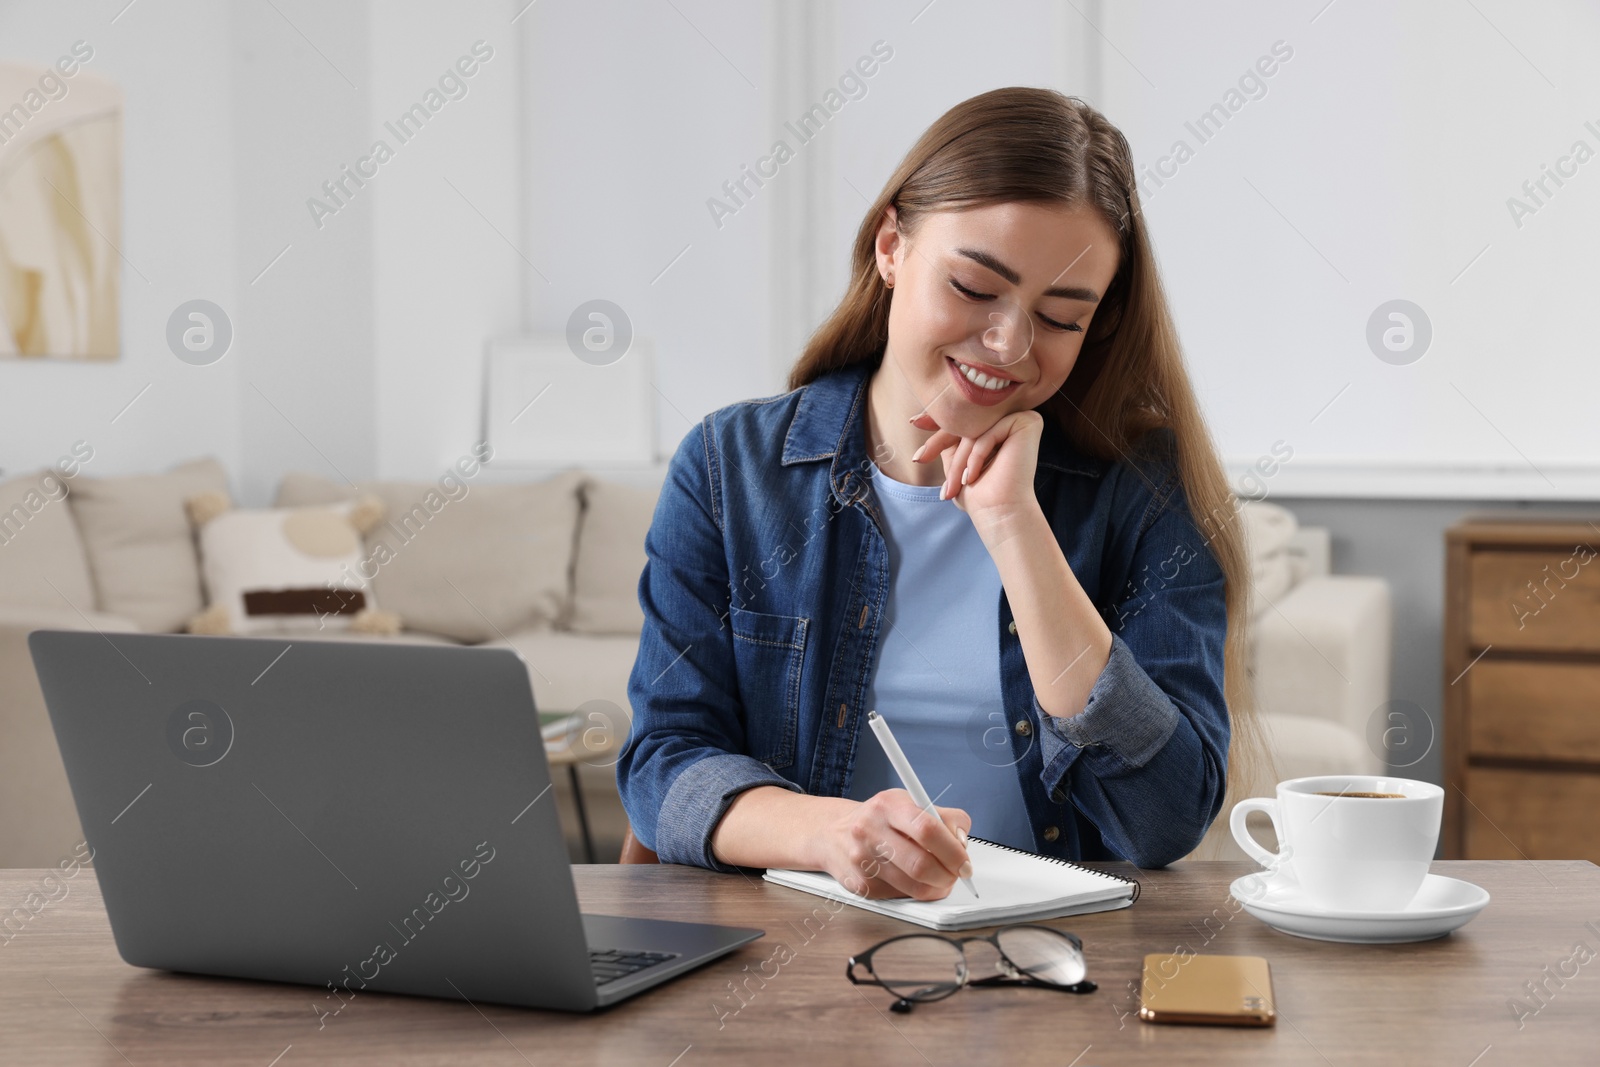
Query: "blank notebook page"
763 837 1138 931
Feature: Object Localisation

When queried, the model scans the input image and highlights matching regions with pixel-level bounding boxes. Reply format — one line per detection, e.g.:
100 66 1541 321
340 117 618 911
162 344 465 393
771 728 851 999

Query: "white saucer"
1229 867 1491 944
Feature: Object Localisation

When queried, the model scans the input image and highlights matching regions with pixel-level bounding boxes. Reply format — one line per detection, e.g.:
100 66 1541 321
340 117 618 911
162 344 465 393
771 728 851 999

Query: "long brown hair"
786 87 1273 853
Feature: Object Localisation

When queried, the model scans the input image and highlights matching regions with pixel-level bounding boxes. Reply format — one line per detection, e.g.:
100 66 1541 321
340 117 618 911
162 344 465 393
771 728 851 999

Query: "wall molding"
1225 458 1600 502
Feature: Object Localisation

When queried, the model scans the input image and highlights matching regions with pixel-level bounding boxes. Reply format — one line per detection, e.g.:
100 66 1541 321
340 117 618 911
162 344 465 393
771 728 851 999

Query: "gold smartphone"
1138 953 1275 1027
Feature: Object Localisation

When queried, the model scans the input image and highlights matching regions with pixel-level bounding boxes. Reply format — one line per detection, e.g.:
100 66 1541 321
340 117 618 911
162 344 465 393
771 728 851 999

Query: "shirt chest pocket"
729 607 809 771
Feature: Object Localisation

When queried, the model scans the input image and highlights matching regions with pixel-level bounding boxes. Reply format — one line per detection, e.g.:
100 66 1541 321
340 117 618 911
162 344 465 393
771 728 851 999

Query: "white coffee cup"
1230 775 1443 912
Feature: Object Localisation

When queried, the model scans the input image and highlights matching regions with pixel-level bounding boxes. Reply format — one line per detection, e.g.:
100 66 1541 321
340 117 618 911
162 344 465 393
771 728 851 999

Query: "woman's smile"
945 354 1022 406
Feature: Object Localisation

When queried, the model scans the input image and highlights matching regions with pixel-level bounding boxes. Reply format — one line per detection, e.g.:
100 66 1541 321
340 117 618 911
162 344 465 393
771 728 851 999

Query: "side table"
540 710 624 863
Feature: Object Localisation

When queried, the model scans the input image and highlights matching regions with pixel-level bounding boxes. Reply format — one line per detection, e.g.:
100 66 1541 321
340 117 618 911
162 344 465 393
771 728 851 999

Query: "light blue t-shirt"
845 460 1036 852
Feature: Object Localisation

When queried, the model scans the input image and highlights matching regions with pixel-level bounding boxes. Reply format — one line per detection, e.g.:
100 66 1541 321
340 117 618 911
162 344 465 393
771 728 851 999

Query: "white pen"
866 709 979 898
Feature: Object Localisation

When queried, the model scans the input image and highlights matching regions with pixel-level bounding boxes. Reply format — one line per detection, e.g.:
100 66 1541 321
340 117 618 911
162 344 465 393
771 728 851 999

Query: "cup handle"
1230 798 1285 871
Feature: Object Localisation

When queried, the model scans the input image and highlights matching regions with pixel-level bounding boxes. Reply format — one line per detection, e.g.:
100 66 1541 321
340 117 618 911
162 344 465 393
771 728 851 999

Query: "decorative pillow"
183 491 400 637
1238 499 1298 617
273 469 585 643
64 457 229 633
0 468 98 613
569 477 657 635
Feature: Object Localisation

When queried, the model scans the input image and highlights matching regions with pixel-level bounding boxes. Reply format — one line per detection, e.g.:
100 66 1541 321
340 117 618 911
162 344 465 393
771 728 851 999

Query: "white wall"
0 0 240 487
0 0 786 492
514 0 777 472
233 0 375 505
1100 0 1600 498
508 0 1094 477
6 0 1593 506
0 0 518 501
368 1 522 482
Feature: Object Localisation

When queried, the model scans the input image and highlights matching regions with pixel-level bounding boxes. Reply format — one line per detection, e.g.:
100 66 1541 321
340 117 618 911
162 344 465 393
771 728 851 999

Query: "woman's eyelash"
948 278 1082 332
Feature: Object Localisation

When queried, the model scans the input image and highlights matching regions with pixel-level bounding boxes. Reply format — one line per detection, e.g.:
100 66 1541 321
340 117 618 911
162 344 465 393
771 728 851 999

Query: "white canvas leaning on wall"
483 335 655 468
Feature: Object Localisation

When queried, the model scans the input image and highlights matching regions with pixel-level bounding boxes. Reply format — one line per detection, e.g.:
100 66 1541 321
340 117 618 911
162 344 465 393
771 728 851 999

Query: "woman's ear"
874 204 902 284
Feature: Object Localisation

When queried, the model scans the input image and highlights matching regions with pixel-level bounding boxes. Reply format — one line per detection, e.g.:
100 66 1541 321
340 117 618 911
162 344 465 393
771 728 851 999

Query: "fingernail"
961 467 969 485
938 484 948 501
959 861 974 879
911 443 925 461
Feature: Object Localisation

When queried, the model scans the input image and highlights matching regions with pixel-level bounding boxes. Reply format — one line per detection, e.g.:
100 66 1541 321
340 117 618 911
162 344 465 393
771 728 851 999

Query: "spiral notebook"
761 836 1141 931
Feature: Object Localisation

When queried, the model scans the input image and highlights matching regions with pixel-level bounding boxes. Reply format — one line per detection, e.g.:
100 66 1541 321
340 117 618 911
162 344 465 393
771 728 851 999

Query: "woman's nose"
979 300 1032 366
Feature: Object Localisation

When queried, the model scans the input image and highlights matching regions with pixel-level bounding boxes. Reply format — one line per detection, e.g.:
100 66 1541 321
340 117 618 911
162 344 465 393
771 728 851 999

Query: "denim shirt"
617 358 1230 871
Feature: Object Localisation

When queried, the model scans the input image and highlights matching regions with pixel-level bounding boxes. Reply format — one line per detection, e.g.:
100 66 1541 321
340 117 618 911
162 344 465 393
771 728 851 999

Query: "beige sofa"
0 456 655 868
0 457 1387 868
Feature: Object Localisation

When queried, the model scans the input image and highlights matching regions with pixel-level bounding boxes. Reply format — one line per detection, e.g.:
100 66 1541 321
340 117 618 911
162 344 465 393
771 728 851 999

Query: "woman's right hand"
818 789 974 900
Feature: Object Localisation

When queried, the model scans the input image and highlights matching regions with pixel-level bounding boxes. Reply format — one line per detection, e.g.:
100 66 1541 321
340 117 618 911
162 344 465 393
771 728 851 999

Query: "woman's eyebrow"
955 247 1101 302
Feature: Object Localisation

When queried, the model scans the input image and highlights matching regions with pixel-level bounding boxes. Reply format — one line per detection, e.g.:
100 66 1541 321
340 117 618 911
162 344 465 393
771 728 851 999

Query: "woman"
616 87 1267 899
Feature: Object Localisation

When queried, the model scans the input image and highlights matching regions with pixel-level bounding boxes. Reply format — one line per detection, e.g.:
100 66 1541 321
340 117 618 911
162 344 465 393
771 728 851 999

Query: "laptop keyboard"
590 948 680 986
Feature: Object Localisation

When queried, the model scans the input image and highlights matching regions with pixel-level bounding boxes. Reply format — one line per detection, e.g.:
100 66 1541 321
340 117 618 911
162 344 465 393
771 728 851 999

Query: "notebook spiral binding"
967 835 1142 904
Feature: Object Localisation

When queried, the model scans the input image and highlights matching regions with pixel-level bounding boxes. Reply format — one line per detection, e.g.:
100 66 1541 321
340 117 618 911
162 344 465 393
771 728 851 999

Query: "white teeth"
954 359 1012 391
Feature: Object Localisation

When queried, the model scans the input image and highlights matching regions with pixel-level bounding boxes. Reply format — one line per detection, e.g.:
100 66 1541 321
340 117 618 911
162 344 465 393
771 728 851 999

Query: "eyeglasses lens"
868 936 968 1002
994 927 1086 986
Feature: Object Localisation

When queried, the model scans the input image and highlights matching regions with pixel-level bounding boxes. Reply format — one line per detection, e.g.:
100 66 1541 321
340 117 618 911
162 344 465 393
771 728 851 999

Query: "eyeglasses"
846 925 1096 1013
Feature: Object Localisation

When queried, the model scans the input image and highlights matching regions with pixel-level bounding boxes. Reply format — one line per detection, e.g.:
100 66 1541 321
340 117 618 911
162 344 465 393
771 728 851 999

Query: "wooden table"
3 860 1596 1065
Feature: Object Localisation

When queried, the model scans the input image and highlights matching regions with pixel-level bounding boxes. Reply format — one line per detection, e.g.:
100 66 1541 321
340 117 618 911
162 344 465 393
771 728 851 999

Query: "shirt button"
1014 719 1032 737
1007 621 1017 635
1042 825 1060 843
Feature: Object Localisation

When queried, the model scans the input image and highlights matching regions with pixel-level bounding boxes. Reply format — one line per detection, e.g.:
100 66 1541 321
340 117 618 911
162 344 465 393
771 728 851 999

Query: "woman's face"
874 200 1121 438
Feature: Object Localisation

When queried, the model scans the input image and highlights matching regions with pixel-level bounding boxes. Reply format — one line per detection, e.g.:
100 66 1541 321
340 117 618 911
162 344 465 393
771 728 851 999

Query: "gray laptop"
28 630 762 1012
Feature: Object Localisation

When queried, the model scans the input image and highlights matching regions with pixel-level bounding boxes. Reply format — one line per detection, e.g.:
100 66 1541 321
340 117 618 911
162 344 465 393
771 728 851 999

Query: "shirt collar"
780 359 1105 503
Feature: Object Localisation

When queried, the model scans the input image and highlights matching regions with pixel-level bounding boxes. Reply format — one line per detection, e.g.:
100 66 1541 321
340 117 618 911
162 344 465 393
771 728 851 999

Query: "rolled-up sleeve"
615 418 802 871
1034 471 1232 868
1039 632 1180 766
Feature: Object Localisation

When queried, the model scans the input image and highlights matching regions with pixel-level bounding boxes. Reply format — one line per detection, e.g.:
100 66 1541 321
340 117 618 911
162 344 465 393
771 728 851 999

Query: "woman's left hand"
911 408 1045 540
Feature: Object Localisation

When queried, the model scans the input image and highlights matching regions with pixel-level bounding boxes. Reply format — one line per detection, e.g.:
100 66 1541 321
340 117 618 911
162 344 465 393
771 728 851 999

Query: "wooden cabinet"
1446 521 1600 863
1444 518 1600 861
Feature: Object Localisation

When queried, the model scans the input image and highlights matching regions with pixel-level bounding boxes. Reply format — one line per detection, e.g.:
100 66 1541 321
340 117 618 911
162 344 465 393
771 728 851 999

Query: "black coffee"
1313 791 1406 798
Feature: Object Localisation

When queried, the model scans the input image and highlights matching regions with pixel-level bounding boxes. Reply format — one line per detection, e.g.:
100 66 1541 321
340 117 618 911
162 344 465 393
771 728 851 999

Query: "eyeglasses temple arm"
967 974 1098 995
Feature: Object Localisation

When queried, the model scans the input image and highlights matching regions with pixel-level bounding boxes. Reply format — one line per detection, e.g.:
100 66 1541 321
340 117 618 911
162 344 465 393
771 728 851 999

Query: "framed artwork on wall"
0 55 122 360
